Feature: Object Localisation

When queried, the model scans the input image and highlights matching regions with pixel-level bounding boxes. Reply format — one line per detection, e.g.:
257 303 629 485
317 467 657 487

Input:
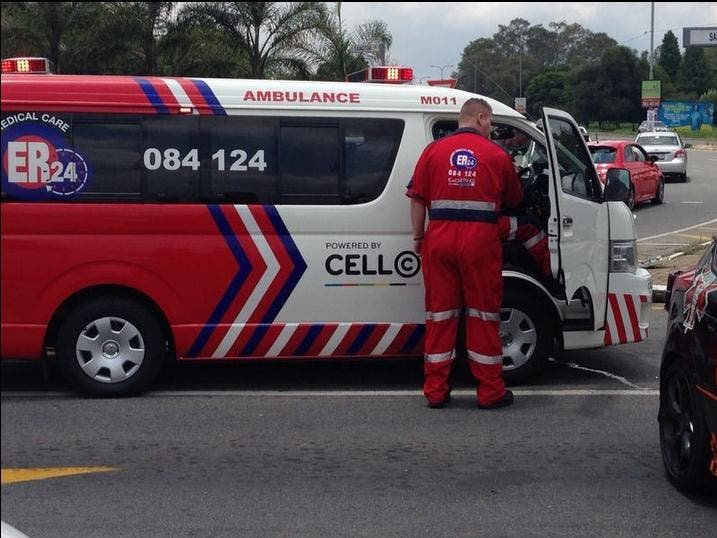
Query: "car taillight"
674 149 686 158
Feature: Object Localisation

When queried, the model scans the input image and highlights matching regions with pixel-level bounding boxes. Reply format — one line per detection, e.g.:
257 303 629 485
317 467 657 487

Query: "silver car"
638 120 669 133
634 131 689 182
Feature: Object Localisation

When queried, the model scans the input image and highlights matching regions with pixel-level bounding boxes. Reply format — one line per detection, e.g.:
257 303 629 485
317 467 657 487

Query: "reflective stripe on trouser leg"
423 349 455 403
466 314 505 406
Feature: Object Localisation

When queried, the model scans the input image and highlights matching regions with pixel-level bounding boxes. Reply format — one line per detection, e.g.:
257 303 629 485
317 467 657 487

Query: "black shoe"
477 390 514 409
427 395 451 409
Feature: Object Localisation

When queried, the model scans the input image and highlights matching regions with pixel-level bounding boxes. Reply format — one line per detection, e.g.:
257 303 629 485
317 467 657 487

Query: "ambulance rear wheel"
56 297 166 397
500 287 553 384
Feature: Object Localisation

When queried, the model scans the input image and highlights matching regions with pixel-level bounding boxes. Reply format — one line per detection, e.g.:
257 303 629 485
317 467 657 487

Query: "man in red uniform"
407 98 523 409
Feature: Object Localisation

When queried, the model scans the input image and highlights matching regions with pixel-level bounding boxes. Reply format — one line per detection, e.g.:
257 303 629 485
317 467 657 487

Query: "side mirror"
684 143 693 149
604 168 631 202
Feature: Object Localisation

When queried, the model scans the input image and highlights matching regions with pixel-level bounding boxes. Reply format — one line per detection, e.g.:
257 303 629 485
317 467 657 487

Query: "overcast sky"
339 2 717 82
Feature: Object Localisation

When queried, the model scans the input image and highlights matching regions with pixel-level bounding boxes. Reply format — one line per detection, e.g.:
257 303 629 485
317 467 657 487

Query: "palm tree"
0 2 102 73
309 2 393 81
182 1 326 79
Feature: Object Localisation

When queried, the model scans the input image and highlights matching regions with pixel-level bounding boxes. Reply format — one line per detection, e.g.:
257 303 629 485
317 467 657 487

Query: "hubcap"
75 316 145 384
500 307 537 370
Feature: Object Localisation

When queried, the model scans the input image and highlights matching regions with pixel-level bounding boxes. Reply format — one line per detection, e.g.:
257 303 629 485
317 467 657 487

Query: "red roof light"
346 66 413 84
1 57 52 74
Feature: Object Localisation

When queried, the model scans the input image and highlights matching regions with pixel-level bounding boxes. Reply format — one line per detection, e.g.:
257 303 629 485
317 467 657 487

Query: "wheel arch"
502 270 562 334
44 285 175 358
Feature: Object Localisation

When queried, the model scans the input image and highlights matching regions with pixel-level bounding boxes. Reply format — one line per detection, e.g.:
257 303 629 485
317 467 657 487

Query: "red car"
588 140 664 210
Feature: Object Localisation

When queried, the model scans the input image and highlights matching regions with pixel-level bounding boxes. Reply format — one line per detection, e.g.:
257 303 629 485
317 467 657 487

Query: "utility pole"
649 2 655 79
519 33 523 97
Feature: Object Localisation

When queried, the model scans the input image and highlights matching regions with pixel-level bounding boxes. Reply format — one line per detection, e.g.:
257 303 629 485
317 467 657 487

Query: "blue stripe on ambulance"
187 205 252 357
191 80 227 115
134 78 170 114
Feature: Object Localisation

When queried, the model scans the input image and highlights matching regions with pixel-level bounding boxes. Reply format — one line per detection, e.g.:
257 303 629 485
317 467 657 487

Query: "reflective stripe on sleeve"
508 217 517 240
424 350 455 363
466 308 500 322
523 230 546 250
467 350 503 365
426 309 461 322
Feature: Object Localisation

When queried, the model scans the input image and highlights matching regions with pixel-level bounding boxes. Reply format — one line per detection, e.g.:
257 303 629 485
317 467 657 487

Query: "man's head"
459 98 493 138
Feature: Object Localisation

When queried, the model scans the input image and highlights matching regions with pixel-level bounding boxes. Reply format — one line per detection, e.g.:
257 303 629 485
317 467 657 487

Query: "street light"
430 63 454 79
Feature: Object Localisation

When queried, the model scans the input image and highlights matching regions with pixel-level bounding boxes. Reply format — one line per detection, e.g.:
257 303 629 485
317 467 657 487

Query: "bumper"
656 158 686 175
604 268 652 345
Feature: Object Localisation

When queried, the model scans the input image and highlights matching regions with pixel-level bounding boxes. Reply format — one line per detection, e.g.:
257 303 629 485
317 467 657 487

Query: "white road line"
548 358 646 390
1 389 659 398
638 218 717 243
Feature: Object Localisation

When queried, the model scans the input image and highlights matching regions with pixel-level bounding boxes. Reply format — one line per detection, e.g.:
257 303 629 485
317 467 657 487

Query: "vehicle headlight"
610 240 637 273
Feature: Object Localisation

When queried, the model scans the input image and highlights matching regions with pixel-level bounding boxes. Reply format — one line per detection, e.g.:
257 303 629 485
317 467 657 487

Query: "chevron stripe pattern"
186 205 425 359
604 293 649 346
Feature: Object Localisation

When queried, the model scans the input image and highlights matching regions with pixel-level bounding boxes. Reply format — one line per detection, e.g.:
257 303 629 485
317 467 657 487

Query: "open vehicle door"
542 108 609 331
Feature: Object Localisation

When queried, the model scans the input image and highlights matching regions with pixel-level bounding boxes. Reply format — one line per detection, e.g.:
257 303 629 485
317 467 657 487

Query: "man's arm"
410 198 427 255
501 154 524 210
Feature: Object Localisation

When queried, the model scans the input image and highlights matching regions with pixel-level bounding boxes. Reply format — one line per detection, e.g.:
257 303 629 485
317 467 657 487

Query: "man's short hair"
459 98 492 122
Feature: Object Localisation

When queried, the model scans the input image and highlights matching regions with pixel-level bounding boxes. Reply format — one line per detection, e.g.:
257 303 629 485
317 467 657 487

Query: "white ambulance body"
217 79 651 381
1 65 652 393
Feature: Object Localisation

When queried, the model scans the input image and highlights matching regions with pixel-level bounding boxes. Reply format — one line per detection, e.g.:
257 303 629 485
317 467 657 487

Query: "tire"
626 184 636 211
500 287 554 384
680 173 688 183
659 362 716 494
652 178 664 204
56 297 166 397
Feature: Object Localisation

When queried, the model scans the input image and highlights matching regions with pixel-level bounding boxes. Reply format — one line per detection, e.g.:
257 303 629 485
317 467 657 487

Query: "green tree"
573 45 644 123
679 46 713 97
658 30 681 82
525 71 571 118
454 18 617 107
308 2 392 81
0 2 103 73
184 1 326 79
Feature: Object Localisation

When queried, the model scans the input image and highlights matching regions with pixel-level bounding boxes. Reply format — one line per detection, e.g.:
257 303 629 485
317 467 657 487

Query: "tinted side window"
73 119 142 200
623 146 635 162
281 123 340 204
202 116 277 204
142 116 200 202
343 119 403 203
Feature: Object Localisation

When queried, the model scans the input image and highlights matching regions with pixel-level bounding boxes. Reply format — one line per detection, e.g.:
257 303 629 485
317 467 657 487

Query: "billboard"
657 101 714 131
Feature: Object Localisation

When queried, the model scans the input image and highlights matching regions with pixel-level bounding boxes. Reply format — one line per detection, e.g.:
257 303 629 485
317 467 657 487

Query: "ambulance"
0 60 652 395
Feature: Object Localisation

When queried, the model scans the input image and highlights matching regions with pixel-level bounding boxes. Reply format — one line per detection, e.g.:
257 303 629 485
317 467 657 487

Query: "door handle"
562 216 573 227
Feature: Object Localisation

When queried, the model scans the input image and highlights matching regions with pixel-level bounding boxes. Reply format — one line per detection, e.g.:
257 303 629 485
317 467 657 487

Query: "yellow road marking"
1 467 117 484
652 305 664 311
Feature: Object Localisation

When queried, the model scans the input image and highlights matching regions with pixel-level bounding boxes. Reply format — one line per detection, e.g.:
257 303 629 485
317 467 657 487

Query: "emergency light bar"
346 66 413 84
1 57 52 74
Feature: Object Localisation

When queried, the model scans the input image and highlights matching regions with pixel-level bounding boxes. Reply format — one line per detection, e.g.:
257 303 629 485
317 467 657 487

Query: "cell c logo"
450 149 477 170
394 250 421 278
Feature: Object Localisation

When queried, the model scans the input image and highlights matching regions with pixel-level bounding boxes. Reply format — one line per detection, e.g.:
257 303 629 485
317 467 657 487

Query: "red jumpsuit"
497 215 551 277
407 128 523 407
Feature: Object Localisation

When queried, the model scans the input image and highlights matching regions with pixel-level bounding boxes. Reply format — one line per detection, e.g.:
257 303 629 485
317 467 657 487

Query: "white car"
638 120 669 133
634 131 689 182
